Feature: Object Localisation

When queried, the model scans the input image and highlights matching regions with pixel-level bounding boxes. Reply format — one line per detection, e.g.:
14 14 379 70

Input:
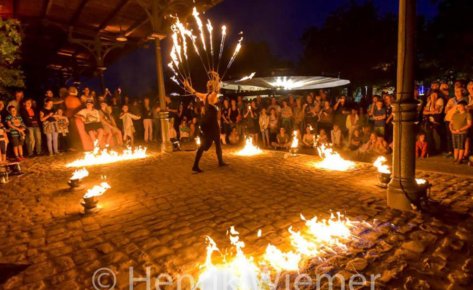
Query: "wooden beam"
69 0 90 26
124 18 149 37
12 0 19 17
97 0 130 31
41 0 53 19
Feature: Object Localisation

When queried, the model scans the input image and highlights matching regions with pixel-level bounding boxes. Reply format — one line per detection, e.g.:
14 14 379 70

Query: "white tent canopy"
221 76 350 92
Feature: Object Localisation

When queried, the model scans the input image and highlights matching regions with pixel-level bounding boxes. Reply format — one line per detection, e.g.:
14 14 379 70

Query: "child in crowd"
6 106 26 161
168 118 180 150
179 119 191 142
302 125 315 148
0 115 8 164
331 124 343 149
120 105 141 146
55 108 70 152
272 127 291 150
259 107 270 148
416 133 428 159
228 127 240 145
349 128 362 151
316 129 329 147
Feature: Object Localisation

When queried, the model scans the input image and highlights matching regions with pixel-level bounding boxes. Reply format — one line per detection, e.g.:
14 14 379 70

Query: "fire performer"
184 72 228 173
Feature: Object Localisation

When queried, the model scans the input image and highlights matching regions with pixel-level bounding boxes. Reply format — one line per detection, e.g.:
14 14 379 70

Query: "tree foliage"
299 0 473 86
0 17 24 95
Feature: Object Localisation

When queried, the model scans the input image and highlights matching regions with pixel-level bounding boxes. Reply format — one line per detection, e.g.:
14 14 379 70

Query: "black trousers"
193 132 223 168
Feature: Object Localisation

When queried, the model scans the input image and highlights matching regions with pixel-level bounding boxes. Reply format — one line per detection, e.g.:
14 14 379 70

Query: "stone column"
387 0 418 210
154 36 173 153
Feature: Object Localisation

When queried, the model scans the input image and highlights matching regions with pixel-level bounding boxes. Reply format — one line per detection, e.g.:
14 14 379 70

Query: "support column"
154 36 173 153
387 0 418 210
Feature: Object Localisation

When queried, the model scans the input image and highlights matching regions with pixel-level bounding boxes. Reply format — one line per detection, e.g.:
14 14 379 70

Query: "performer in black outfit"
184 72 228 173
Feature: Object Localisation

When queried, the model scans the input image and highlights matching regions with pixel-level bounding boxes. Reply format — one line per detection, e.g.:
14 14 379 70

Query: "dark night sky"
93 0 438 96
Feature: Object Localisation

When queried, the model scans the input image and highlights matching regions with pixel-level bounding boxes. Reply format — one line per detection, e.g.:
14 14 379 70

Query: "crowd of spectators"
0 80 471 165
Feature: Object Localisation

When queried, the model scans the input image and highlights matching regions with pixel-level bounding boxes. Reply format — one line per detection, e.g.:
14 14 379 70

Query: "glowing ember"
83 182 111 199
235 137 262 156
373 156 391 174
66 142 147 168
316 144 355 171
70 168 89 180
197 212 361 288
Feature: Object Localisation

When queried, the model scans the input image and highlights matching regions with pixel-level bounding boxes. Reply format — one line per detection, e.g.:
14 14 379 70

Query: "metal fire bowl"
377 172 392 188
68 179 83 191
7 163 23 176
81 197 100 214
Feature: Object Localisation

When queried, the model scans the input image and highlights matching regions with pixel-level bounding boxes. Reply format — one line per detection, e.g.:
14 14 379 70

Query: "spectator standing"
444 87 467 156
450 101 472 163
6 106 26 160
120 105 141 146
0 115 8 164
8 90 24 112
20 99 42 156
373 100 387 137
40 100 59 156
333 95 349 133
280 100 293 133
55 108 70 152
423 91 445 154
259 107 270 148
318 101 333 137
142 97 153 143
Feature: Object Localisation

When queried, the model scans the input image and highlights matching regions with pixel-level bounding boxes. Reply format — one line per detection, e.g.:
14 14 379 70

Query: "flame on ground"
71 168 89 180
290 130 299 149
83 182 111 199
196 212 359 290
416 178 427 185
235 137 262 156
373 156 391 174
66 143 147 168
315 144 355 171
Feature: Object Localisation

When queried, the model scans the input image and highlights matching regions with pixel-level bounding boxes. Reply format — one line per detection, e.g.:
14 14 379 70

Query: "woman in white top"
346 108 360 144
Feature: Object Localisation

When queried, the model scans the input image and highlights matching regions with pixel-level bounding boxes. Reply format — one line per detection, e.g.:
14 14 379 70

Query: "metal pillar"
149 0 173 153
387 0 418 210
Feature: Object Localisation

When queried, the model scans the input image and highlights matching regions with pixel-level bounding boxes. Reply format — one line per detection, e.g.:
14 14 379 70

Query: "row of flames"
196 212 362 290
234 132 355 172
66 141 147 168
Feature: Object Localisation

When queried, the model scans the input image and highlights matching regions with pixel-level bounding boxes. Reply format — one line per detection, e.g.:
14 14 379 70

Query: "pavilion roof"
0 0 221 80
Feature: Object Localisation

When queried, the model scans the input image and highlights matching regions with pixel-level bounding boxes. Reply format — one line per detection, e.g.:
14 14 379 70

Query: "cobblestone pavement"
0 148 472 290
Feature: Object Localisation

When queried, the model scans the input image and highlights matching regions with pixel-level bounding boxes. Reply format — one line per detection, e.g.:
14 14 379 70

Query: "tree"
299 1 398 87
421 0 473 80
0 17 24 97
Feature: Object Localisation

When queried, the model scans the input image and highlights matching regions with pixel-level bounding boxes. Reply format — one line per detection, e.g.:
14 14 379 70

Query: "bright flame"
416 178 427 185
316 144 355 171
291 130 299 149
83 182 111 199
70 168 89 180
197 212 360 288
196 136 201 146
197 228 261 290
66 142 147 168
373 156 391 174
235 137 262 156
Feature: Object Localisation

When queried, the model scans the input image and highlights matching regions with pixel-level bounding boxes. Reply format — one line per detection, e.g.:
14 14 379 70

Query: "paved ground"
0 147 472 290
